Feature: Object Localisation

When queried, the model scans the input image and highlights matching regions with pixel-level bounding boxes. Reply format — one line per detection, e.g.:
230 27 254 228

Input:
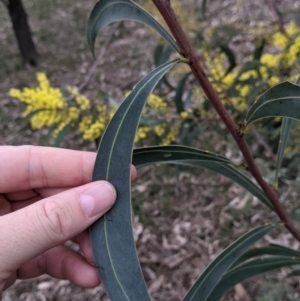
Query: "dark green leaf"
132 145 232 166
288 13 300 27
219 44 236 76
184 84 194 110
87 0 180 55
236 61 260 81
23 109 50 123
182 224 274 301
246 81 268 106
90 59 179 301
201 0 208 19
139 116 161 126
45 124 57 146
253 39 265 61
244 81 300 126
207 256 300 301
232 244 300 268
154 40 165 67
275 118 293 185
275 75 300 184
132 146 272 210
288 269 300 276
179 120 199 146
54 124 70 147
154 40 174 67
174 73 192 113
181 161 272 210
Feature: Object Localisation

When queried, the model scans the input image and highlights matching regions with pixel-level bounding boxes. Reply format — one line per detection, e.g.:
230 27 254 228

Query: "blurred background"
1 0 300 300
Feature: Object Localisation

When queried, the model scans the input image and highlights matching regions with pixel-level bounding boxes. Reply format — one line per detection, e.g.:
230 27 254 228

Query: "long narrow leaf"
132 146 272 210
219 44 236 76
244 81 300 126
133 145 232 166
253 39 265 61
206 256 300 301
201 0 207 19
174 73 191 113
87 0 180 55
274 75 300 185
232 244 300 268
182 224 274 301
246 81 268 106
275 118 293 185
90 59 179 301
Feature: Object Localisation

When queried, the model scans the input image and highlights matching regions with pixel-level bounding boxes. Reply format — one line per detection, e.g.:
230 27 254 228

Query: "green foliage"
132 146 272 209
244 82 300 126
91 60 179 301
275 118 293 186
8 0 300 299
183 224 274 301
87 0 180 56
86 1 300 301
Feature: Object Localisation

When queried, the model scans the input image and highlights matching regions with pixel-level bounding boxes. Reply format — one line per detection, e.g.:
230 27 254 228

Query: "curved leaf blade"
219 44 236 76
274 76 300 185
275 118 293 185
132 146 272 210
91 60 179 301
174 73 191 113
246 81 268 106
232 244 300 268
132 145 232 166
244 81 300 126
182 224 274 301
207 256 300 301
87 0 180 55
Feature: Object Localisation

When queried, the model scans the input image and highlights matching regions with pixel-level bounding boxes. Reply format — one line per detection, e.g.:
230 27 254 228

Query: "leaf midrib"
102 61 178 300
246 95 300 124
133 148 231 163
186 226 272 301
89 0 179 52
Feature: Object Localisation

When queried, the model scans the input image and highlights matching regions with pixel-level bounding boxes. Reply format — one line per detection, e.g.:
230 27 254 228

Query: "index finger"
0 146 96 193
0 146 136 193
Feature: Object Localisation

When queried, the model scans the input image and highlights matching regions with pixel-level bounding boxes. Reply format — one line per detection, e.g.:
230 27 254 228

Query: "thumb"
0 181 116 272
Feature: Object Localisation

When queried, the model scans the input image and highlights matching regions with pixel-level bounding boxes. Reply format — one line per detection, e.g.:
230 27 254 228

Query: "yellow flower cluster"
9 73 67 130
271 21 300 68
78 108 115 141
195 20 300 117
147 93 169 112
154 124 165 137
124 90 172 143
67 86 91 111
83 120 106 141
161 121 181 145
9 72 116 144
134 126 151 143
11 19 300 148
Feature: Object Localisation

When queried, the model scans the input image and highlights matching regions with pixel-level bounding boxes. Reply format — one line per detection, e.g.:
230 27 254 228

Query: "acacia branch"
152 0 300 241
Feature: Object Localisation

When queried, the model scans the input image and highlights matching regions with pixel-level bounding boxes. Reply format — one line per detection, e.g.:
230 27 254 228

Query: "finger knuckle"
40 198 74 241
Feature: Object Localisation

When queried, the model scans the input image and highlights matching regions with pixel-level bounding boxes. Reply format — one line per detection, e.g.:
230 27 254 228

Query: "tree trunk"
6 0 38 66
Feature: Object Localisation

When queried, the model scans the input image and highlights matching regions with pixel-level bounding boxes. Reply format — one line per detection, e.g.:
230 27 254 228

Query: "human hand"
0 146 136 296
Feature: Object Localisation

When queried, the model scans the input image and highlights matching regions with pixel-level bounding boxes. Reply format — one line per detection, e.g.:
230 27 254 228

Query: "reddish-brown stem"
152 0 300 241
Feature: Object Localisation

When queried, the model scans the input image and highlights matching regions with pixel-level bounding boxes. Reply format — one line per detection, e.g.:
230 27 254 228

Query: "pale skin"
0 145 136 297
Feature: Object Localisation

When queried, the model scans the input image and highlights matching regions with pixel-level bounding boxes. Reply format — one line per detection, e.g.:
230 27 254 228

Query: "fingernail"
79 182 116 218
